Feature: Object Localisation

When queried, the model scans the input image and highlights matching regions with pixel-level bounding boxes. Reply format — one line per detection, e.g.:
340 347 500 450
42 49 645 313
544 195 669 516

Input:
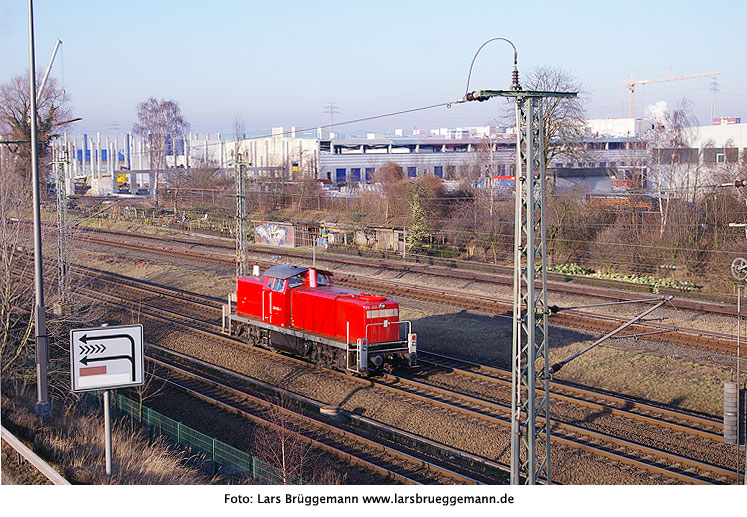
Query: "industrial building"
47 117 745 199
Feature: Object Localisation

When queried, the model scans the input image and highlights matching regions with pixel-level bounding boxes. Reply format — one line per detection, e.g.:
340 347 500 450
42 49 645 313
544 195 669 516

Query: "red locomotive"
223 264 417 373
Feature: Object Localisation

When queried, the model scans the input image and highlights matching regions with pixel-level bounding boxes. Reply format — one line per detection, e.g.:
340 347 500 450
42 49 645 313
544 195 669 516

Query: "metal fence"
95 392 296 484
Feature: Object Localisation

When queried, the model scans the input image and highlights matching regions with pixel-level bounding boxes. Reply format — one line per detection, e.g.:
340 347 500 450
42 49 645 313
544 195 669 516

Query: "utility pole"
235 154 249 278
28 0 51 417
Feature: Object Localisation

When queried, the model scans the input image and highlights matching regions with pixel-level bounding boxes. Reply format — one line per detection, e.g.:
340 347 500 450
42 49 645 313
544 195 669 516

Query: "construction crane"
626 70 721 118
37 39 62 103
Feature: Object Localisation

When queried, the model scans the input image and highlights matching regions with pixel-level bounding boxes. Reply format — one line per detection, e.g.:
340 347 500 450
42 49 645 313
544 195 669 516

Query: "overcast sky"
2 0 745 136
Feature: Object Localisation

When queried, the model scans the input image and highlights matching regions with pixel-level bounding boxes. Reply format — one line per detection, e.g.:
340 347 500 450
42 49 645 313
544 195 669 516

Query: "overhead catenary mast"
456 37 577 485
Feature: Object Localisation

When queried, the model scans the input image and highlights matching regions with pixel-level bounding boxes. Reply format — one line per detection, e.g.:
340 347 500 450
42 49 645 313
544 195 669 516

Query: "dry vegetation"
115 152 747 295
1 381 215 485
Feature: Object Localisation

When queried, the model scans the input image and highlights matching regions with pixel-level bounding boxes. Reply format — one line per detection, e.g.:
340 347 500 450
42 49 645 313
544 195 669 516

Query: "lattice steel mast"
512 92 551 484
235 155 249 278
52 145 71 307
457 51 576 482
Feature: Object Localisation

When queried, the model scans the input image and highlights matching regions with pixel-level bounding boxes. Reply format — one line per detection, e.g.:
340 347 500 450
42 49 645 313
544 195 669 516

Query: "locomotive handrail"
364 320 412 344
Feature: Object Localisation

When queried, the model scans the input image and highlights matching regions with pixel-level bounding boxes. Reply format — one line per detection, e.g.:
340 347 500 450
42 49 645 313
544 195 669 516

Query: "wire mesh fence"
88 392 299 484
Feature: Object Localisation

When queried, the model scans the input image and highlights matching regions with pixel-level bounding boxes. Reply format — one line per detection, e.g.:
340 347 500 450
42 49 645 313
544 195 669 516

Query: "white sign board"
70 324 144 392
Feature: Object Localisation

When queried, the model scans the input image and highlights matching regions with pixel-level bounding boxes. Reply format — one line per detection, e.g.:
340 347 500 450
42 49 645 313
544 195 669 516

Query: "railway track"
72 264 731 436
60 278 506 483
418 351 723 440
143 348 485 485
68 268 739 484
72 234 741 355
369 370 732 484
72 224 739 312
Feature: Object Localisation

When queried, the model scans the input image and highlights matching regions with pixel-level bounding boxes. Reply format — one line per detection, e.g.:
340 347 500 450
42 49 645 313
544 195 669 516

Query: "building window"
555 163 563 168
351 168 361 182
434 166 443 178
600 162 607 168
365 167 374 182
407 166 417 178
716 153 726 163
335 168 346 184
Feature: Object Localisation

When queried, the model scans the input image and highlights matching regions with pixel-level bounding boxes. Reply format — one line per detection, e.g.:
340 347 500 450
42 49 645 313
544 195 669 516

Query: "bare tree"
644 99 706 235
0 73 73 184
373 161 406 222
0 167 34 376
0 160 96 405
132 98 189 208
506 66 588 169
253 395 313 484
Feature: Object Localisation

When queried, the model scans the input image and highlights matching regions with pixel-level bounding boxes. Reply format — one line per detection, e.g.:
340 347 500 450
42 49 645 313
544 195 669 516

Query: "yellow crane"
626 70 721 118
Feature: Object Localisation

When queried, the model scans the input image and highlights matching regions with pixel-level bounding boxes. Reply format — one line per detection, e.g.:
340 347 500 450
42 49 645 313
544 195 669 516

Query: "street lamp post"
28 0 51 417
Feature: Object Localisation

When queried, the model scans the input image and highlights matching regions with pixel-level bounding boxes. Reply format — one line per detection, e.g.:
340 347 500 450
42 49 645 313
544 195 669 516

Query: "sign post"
104 390 112 475
70 324 144 475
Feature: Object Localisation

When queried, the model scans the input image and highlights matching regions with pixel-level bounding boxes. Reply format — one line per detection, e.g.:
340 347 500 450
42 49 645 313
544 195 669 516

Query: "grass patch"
548 343 728 416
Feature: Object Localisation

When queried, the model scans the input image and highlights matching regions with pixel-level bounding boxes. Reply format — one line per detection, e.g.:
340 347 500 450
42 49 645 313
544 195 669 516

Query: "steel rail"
147 370 424 484
146 356 481 485
369 372 730 484
76 273 733 483
149 342 509 482
16 252 731 484
419 351 723 438
9 219 740 312
72 290 493 484
69 224 740 313
79 287 727 484
69 233 739 355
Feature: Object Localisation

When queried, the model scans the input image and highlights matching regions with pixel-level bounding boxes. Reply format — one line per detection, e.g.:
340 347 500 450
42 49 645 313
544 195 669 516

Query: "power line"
91 100 456 156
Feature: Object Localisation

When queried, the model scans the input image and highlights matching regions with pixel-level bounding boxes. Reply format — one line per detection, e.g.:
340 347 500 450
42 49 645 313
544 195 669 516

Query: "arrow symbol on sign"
78 333 136 381
79 344 107 355
80 354 134 370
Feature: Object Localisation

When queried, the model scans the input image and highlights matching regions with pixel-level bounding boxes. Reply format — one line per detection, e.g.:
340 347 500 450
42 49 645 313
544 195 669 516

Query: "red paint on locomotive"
235 265 401 344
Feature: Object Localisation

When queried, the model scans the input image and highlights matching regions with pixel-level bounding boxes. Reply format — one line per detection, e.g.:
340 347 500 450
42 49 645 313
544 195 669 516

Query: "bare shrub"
547 188 615 265
589 214 659 275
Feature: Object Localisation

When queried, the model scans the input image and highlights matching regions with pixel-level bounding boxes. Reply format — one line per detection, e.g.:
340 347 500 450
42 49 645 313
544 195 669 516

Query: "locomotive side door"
266 277 289 326
263 277 275 323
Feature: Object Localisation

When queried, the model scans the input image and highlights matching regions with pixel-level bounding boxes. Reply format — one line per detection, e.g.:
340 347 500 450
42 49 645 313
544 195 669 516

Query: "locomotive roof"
263 264 308 279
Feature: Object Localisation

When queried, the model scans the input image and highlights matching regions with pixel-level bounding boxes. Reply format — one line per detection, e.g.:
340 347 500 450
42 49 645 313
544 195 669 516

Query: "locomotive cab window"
288 276 303 288
316 273 331 286
270 278 285 292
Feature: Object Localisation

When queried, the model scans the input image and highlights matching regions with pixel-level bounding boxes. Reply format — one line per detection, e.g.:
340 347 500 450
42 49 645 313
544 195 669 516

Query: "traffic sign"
70 324 144 392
